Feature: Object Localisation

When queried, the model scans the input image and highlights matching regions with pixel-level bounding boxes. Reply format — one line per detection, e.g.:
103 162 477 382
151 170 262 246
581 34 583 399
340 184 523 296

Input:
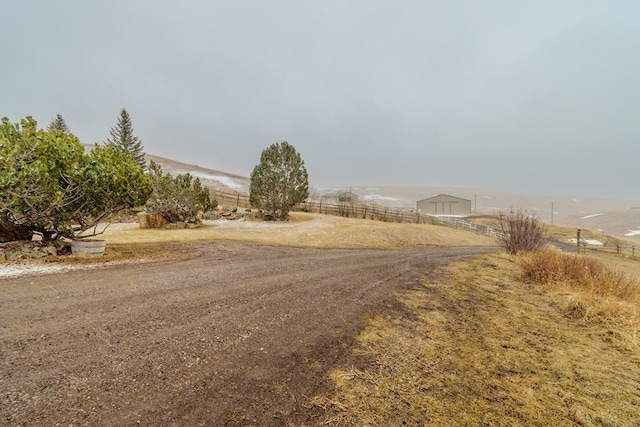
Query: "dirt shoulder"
1 241 496 426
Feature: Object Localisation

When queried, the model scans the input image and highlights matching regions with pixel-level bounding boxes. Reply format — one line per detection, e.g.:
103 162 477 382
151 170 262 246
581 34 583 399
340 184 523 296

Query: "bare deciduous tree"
336 190 356 217
494 208 548 255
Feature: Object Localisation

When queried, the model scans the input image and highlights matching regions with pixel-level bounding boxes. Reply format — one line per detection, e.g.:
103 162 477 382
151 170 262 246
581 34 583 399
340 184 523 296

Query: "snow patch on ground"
0 263 95 279
362 195 400 202
580 213 604 220
584 239 604 245
569 238 604 246
625 228 640 237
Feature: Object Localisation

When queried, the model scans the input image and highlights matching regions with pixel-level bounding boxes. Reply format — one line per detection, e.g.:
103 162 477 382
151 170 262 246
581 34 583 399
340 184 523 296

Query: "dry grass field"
100 212 496 249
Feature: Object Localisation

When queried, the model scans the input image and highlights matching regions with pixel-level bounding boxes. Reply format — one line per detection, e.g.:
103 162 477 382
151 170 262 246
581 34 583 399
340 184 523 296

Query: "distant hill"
83 144 250 194
145 153 250 194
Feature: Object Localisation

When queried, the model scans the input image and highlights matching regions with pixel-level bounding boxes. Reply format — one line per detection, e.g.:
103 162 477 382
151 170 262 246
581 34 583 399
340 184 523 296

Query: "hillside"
145 153 250 194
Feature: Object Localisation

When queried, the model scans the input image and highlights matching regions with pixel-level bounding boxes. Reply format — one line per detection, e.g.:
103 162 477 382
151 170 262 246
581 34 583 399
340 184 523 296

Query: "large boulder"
137 212 169 229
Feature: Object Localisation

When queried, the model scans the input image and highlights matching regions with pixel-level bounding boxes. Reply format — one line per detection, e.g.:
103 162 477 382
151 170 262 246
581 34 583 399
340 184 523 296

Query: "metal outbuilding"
417 194 472 216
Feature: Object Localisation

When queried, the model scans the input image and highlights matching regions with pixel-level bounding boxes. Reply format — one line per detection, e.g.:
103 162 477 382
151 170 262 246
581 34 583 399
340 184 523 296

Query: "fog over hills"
147 153 640 242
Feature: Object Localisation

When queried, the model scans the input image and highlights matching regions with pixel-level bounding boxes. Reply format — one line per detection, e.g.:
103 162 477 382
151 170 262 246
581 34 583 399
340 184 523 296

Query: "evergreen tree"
249 141 309 220
106 108 146 169
48 113 70 133
1 116 152 242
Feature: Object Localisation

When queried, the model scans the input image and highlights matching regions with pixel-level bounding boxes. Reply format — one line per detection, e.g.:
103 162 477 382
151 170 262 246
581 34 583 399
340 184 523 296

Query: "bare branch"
494 208 548 255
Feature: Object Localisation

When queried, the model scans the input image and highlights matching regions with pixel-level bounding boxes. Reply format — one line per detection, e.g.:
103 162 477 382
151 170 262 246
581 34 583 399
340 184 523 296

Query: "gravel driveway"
1 242 496 426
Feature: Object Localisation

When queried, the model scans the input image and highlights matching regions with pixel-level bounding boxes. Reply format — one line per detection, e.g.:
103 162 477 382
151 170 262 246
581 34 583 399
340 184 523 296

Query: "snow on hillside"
361 194 401 203
580 213 604 220
625 228 640 237
145 154 250 193
174 170 246 190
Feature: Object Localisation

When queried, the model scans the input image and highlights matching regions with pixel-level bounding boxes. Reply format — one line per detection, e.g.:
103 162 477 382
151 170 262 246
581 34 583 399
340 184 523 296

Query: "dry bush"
519 249 640 352
495 208 548 254
519 249 640 302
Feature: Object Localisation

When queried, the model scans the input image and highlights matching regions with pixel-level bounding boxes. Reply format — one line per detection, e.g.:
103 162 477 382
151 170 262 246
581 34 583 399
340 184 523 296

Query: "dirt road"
1 242 495 426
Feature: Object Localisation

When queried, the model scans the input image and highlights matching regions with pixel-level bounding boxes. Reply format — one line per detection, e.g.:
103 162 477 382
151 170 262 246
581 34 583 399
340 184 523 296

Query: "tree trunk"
0 218 33 242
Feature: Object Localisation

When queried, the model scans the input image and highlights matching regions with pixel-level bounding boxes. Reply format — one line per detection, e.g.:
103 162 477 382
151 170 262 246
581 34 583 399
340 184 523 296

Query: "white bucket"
71 240 107 257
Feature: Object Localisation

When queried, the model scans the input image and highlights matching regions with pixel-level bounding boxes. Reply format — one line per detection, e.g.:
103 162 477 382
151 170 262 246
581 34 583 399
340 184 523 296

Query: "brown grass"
517 249 640 351
100 213 496 249
519 249 640 301
311 253 640 426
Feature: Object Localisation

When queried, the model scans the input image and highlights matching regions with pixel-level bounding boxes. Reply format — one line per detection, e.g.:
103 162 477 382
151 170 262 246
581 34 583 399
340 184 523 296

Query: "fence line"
209 189 251 209
430 216 503 238
578 242 638 258
297 200 501 237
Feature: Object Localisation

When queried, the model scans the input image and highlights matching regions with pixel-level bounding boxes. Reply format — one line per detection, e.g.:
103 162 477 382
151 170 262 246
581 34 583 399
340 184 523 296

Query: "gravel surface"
1 241 495 425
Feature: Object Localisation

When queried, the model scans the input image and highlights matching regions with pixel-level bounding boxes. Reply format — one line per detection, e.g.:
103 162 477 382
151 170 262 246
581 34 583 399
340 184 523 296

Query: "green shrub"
146 161 217 223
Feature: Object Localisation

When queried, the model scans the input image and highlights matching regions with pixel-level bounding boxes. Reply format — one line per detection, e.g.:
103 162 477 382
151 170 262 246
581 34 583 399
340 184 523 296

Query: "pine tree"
48 113 70 133
249 141 309 220
106 108 146 169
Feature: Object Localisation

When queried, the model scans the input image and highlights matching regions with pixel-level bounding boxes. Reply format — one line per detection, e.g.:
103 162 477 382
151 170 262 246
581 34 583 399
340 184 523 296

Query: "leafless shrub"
494 208 548 254
519 249 640 301
336 191 355 218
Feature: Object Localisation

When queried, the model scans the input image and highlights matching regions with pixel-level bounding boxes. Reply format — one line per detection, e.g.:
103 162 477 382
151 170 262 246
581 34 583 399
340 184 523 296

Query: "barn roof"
416 194 471 203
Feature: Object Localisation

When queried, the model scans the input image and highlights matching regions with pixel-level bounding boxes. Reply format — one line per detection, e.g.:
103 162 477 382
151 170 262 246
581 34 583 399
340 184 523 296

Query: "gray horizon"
2 1 639 200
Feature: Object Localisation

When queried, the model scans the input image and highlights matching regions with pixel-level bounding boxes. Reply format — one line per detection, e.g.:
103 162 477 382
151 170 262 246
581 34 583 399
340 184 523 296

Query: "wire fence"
429 215 503 238
297 200 502 237
577 242 638 258
299 200 423 223
210 189 251 209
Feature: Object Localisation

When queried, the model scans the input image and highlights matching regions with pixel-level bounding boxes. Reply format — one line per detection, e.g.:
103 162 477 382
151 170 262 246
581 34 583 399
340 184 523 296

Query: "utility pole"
551 201 554 225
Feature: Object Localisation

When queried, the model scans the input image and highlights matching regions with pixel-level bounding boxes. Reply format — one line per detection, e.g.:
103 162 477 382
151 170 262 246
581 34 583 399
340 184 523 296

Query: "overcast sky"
2 1 639 199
